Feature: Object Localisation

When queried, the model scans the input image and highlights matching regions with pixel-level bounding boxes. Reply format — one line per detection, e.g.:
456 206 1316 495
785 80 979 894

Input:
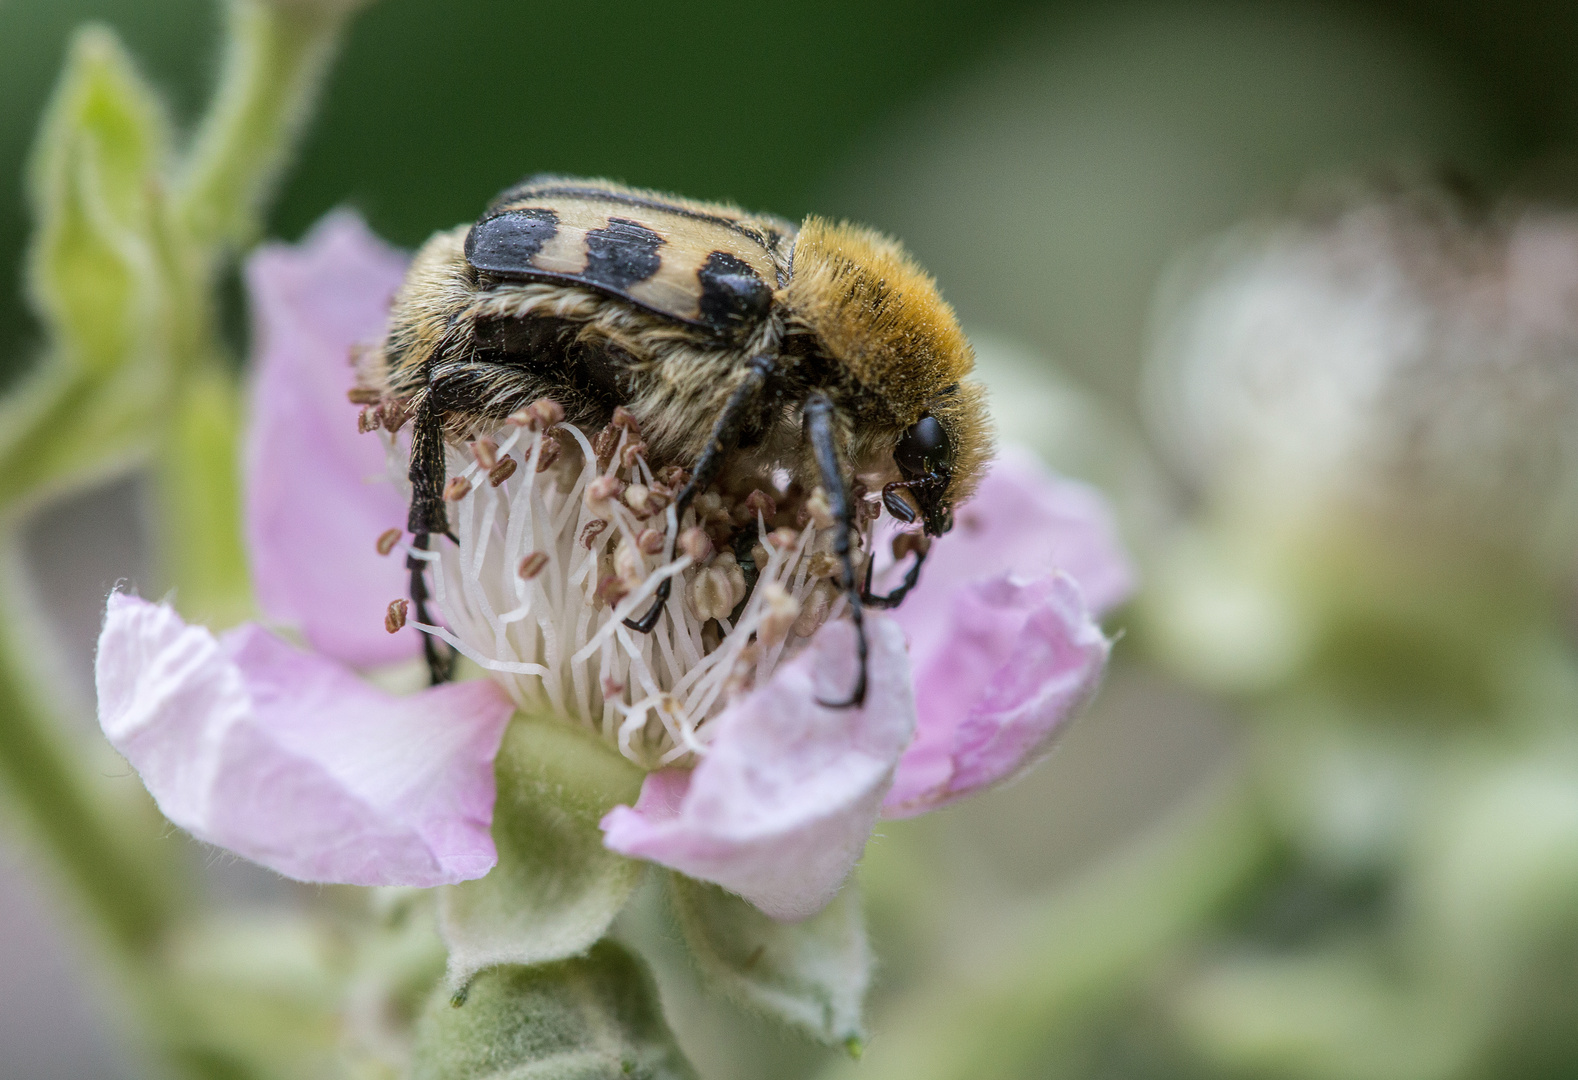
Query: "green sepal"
411 940 698 1080
1 24 179 511
439 714 646 990
26 23 173 380
157 366 254 626
668 873 871 1048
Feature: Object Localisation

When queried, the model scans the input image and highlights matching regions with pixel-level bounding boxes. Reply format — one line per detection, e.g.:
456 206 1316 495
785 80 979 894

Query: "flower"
95 212 1132 918
1147 183 1578 571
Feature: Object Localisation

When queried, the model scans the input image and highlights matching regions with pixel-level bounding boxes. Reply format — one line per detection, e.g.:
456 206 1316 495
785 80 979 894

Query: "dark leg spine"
803 392 867 709
624 354 777 634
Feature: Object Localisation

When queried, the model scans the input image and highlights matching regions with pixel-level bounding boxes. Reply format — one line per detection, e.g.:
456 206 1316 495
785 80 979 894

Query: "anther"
376 528 402 556
611 406 641 436
580 519 608 549
656 464 687 489
637 528 665 555
593 426 619 471
745 489 778 520
808 552 839 579
358 407 381 433
767 526 799 551
385 598 409 633
470 439 498 469
381 400 410 432
488 457 517 486
444 476 471 501
624 483 654 517
601 675 625 699
535 437 563 472
347 387 381 405
585 476 623 519
506 397 565 431
620 441 648 469
518 551 549 579
678 526 712 562
758 583 800 649
803 488 835 529
595 574 630 608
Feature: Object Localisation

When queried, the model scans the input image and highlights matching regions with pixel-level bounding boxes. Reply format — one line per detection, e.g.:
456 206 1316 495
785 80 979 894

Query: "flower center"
387 405 858 768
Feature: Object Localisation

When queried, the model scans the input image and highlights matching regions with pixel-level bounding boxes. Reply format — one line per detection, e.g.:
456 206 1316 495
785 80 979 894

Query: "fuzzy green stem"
175 0 356 257
0 527 182 955
825 770 1270 1080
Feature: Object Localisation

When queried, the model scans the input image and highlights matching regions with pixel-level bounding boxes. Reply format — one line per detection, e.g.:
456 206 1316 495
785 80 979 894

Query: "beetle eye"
893 414 951 479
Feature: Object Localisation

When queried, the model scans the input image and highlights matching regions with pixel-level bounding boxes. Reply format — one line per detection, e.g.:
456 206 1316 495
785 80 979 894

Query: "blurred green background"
7 2 1578 1079
3 0 1578 395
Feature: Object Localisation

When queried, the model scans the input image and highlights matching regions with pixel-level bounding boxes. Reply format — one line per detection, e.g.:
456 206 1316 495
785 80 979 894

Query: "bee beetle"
370 176 990 705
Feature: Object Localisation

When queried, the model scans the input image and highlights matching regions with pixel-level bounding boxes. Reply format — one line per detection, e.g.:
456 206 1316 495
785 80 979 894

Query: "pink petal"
600 618 915 921
883 575 1109 817
243 210 417 668
881 449 1126 818
95 593 513 886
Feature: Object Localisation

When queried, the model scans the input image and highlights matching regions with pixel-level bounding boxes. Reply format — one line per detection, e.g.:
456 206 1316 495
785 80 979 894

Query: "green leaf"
439 714 646 990
27 24 173 380
668 873 870 1049
411 941 698 1080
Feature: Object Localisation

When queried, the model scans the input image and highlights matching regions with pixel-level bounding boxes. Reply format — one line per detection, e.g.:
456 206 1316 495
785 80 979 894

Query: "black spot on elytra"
696 250 772 335
582 217 664 290
464 208 559 274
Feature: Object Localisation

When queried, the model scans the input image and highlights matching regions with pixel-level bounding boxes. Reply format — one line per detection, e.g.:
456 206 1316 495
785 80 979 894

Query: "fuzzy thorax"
387 409 859 768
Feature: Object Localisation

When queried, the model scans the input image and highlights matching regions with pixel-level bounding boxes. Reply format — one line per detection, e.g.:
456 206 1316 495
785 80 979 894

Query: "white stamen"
382 415 855 767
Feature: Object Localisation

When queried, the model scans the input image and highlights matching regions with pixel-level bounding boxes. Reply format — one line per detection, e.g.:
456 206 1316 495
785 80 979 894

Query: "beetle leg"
405 397 456 684
803 391 866 709
861 543 928 610
624 354 777 634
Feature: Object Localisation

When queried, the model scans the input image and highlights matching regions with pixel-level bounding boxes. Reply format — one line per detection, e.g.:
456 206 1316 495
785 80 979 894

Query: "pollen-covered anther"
381 400 410 432
808 552 840 579
517 551 549 580
620 441 648 470
385 598 409 633
595 574 630 609
585 476 624 519
725 640 761 696
470 438 498 470
610 405 641 436
678 526 712 562
802 487 835 529
767 526 800 551
444 476 472 501
506 397 566 431
893 530 932 561
744 489 777 521
580 519 608 549
623 483 656 517
488 457 518 486
357 407 381 434
656 464 687 489
689 553 746 621
613 538 645 589
376 528 402 556
637 528 665 556
758 582 800 649
793 579 838 637
535 437 563 472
